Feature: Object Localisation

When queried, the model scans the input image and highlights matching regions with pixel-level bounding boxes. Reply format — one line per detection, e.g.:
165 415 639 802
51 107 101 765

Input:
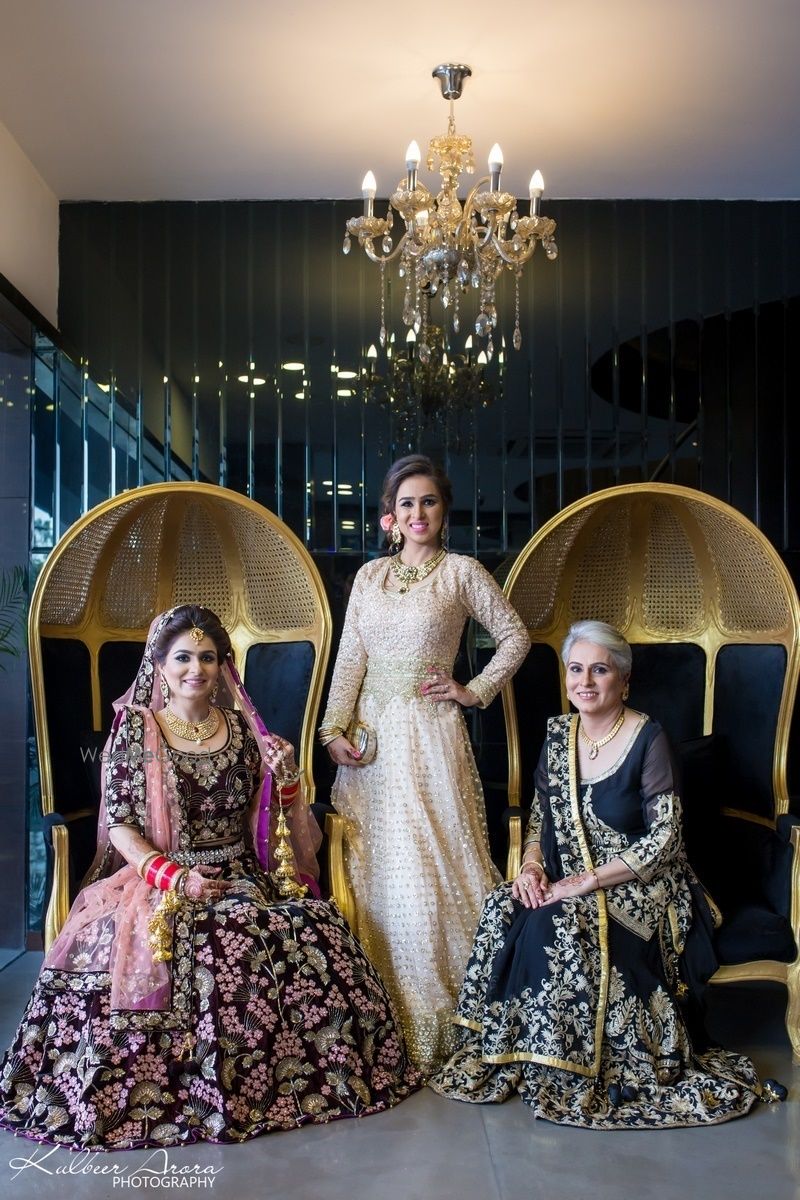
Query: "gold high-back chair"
30 483 331 950
502 482 800 1060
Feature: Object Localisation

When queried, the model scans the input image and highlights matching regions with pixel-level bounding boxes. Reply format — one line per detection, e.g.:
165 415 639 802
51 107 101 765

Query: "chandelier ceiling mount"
343 63 558 361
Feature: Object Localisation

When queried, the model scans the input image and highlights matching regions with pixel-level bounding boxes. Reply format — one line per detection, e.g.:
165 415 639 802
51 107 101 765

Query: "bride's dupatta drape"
43 609 321 1030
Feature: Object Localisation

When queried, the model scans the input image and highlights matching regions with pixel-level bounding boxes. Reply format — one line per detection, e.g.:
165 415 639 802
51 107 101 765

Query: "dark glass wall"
0 305 31 954
59 200 800 560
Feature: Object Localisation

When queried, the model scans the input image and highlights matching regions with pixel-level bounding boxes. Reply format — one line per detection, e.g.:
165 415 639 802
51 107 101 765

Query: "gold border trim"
478 1050 598 1076
567 714 609 1079
452 1015 483 1032
452 1010 599 1075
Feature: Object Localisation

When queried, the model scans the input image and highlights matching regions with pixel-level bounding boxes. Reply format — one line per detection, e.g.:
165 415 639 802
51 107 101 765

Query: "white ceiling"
1 0 799 202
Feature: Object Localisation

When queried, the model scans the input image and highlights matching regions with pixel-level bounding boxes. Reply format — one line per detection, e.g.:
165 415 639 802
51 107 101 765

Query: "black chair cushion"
243 640 315 751
713 904 796 965
709 815 793 917
629 643 706 746
676 734 723 895
41 638 94 816
713 644 786 821
99 641 147 729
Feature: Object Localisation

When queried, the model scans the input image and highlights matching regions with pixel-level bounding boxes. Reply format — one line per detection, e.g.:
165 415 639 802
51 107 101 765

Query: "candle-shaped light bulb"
405 139 421 191
366 344 378 359
488 143 504 191
406 328 417 343
362 170 377 216
529 169 544 216
477 350 488 365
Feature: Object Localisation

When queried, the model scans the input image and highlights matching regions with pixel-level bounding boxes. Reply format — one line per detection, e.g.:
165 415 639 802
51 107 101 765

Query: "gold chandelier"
343 63 558 363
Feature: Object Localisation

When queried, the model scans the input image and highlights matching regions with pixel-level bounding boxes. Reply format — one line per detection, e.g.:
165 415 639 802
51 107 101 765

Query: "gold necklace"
579 709 625 760
163 706 220 744
389 547 447 595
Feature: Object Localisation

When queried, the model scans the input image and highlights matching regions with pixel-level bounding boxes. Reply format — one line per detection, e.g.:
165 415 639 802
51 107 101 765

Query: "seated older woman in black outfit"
431 620 785 1128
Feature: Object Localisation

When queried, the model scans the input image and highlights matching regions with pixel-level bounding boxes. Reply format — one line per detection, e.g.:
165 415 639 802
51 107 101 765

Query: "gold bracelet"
521 860 545 875
590 870 600 891
318 726 344 747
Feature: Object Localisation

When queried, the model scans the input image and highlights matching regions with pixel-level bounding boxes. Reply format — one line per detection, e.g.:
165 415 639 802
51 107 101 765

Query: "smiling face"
158 633 220 710
392 474 445 551
565 640 627 722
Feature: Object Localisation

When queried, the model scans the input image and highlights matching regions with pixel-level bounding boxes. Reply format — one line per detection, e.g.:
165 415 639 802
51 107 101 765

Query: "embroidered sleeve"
320 568 369 732
238 716 263 784
618 728 683 883
105 707 147 832
458 558 529 708
522 744 548 850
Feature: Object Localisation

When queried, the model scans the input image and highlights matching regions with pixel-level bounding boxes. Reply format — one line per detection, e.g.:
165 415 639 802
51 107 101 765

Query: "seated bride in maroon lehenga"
0 605 417 1150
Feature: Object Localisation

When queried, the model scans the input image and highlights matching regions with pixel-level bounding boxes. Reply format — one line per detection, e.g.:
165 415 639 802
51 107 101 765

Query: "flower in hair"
379 514 395 532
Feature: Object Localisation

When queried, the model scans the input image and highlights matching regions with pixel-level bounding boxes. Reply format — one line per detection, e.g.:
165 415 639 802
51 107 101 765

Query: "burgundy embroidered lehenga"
0 612 417 1150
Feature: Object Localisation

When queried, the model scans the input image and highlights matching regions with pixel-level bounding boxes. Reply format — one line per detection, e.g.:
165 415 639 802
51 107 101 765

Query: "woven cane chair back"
503 483 800 827
30 483 331 945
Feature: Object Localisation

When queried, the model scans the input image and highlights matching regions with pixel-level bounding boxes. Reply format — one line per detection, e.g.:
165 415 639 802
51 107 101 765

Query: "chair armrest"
779 816 800 953
777 813 800 842
309 801 358 935
502 806 524 882
42 815 70 954
324 811 358 935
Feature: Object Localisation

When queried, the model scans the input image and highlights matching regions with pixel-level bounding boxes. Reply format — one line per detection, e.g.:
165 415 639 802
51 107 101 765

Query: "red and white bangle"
278 779 300 805
142 853 183 891
138 851 160 881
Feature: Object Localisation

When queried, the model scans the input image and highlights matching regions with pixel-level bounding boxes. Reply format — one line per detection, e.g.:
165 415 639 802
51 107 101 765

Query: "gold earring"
159 675 170 704
622 684 630 701
210 683 219 704
391 522 402 547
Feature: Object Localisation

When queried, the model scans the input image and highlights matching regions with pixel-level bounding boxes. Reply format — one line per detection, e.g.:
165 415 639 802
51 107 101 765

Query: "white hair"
561 620 632 677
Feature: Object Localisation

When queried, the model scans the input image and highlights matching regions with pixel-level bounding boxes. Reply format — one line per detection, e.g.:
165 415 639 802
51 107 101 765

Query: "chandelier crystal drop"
343 64 558 352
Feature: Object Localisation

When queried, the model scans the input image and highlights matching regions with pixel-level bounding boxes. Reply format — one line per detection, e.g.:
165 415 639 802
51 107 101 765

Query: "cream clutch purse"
346 718 377 765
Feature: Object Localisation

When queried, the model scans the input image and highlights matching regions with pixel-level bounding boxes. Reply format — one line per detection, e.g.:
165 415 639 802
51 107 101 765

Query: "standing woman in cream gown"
318 455 529 1072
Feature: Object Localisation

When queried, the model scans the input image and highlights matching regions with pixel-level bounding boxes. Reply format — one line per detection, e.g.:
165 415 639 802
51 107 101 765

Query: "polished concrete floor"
0 952 797 1200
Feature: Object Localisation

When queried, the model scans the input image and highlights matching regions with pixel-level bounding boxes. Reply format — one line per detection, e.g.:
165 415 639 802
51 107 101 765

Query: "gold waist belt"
360 658 449 706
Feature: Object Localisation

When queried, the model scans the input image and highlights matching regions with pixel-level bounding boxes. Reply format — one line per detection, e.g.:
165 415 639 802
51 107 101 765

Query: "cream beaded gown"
322 553 529 1071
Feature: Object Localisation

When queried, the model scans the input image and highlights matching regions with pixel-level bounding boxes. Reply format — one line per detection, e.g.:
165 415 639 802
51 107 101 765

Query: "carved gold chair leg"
784 961 800 1065
44 822 71 954
506 811 522 882
325 811 357 936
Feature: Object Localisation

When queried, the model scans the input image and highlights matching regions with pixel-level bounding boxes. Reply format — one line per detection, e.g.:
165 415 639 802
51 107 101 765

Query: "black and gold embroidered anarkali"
431 714 763 1129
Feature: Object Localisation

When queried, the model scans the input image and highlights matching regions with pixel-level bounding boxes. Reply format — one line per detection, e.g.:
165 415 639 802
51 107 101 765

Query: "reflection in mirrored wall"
58 199 800 565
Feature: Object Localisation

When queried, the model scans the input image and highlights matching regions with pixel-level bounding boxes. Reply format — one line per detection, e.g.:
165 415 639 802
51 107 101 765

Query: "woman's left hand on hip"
420 669 478 708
